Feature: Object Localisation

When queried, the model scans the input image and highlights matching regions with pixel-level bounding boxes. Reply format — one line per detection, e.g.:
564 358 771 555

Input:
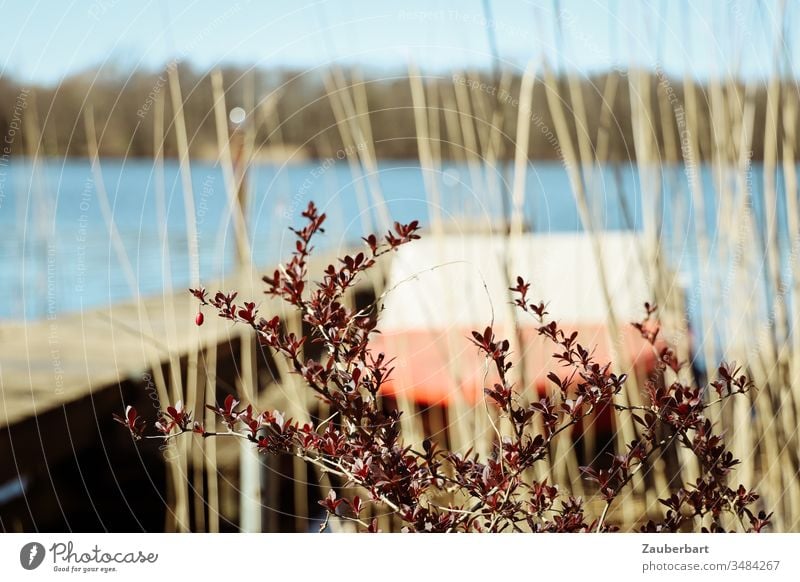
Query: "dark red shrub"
119 202 768 533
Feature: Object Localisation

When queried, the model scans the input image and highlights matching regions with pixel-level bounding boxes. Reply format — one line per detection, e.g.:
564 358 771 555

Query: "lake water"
0 158 793 340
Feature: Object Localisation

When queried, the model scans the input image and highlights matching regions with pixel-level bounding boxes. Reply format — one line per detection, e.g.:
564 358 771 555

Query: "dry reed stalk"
174 66 261 533
165 65 206 532
501 61 540 468
680 71 718 383
229 75 265 532
20 90 52 318
543 66 638 411
408 61 444 236
437 76 502 460
320 71 379 247
238 330 262 532
630 69 684 510
426 76 444 183
708 76 753 532
284 312 310 532
630 77 679 519
203 342 221 532
439 79 480 225
191 353 208 532
753 62 800 531
761 76 789 368
210 70 253 268
254 87 321 531
347 67 392 235
473 66 531 468
728 69 778 532
719 78 768 530
563 67 654 525
209 74 261 533
484 70 513 215
509 61 537 239
451 70 487 199
83 106 191 531
440 80 466 165
608 70 674 512
780 93 800 516
197 342 220 533
166 67 200 288
724 84 762 519
397 68 493 484
327 66 391 233
256 87 299 235
407 65 492 459
149 90 207 532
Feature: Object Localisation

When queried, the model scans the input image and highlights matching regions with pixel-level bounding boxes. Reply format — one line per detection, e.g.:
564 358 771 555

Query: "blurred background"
1 0 799 533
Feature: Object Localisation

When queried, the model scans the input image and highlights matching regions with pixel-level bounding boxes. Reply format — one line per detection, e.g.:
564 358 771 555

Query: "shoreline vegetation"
2 64 799 162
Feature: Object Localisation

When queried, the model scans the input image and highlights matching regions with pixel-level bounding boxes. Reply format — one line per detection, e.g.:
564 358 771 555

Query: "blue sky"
0 0 794 85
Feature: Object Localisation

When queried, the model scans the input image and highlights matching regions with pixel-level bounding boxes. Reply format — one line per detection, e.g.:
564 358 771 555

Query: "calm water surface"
0 158 792 349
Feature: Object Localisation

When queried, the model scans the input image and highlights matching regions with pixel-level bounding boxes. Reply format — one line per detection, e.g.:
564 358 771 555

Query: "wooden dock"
0 253 376 531
0 272 271 429
0 272 244 529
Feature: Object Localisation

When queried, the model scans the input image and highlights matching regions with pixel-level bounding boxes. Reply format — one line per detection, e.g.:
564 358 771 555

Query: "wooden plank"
1 281 231 429
0 251 359 430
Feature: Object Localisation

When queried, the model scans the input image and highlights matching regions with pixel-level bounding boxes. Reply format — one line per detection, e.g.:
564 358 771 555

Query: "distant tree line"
0 64 796 162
